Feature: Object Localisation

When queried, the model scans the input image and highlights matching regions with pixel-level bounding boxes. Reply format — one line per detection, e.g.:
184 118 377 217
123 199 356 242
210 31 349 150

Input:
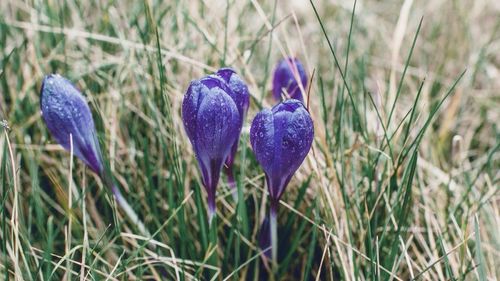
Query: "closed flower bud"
40 74 151 238
272 58 308 102
251 99 313 203
40 74 103 174
214 68 250 200
182 75 241 221
250 99 313 262
215 68 250 165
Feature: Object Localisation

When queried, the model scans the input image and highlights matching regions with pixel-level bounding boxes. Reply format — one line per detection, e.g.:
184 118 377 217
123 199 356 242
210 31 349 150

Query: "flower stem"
270 201 278 269
207 192 216 225
206 212 218 279
110 184 151 238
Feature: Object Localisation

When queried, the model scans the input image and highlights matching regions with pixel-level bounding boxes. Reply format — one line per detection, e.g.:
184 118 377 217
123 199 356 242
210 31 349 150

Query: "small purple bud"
41 75 150 237
250 99 313 203
214 68 250 199
272 58 308 102
251 99 313 262
214 68 250 167
182 75 241 220
40 74 104 175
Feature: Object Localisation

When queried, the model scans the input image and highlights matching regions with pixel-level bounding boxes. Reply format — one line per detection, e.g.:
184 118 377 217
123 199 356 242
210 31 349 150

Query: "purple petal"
250 109 275 188
182 76 241 198
195 88 240 163
216 68 250 117
182 80 210 144
272 58 308 102
215 68 250 167
40 74 103 174
250 99 313 201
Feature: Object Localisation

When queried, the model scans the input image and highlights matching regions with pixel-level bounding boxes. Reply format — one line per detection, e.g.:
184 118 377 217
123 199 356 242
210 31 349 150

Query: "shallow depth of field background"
0 0 498 280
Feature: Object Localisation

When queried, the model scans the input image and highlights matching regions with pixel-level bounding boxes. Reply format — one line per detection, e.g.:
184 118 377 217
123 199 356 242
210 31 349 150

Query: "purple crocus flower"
250 99 314 263
272 58 308 102
214 68 250 200
41 74 104 174
182 75 241 223
40 74 149 237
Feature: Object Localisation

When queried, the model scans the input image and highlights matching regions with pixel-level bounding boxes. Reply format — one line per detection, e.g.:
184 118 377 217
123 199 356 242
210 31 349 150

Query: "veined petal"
216 68 250 117
250 99 313 201
215 67 250 167
182 80 210 144
195 88 240 162
182 75 241 199
40 74 104 174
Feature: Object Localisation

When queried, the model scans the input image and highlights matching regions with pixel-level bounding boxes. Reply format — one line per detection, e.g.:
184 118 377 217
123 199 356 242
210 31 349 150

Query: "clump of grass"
0 0 498 280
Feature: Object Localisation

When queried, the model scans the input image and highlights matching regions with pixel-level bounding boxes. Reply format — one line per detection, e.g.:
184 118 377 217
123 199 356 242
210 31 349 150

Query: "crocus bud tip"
40 74 104 174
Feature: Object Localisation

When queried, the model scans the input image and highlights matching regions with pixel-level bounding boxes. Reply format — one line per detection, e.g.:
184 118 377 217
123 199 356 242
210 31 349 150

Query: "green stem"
209 214 218 245
110 184 151 238
206 214 219 279
270 201 278 269
102 171 151 238
207 192 216 225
